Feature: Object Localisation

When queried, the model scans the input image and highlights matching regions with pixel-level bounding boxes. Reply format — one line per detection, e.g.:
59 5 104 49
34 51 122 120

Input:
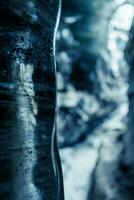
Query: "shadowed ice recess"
57 1 134 200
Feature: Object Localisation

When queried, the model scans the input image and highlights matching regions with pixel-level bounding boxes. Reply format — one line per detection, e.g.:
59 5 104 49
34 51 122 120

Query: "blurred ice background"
56 1 134 200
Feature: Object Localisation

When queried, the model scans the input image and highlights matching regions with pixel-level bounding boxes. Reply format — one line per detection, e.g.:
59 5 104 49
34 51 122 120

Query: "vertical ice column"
0 1 64 200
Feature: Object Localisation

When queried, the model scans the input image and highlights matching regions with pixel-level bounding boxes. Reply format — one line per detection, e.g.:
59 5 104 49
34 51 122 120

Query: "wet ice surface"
57 1 134 200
